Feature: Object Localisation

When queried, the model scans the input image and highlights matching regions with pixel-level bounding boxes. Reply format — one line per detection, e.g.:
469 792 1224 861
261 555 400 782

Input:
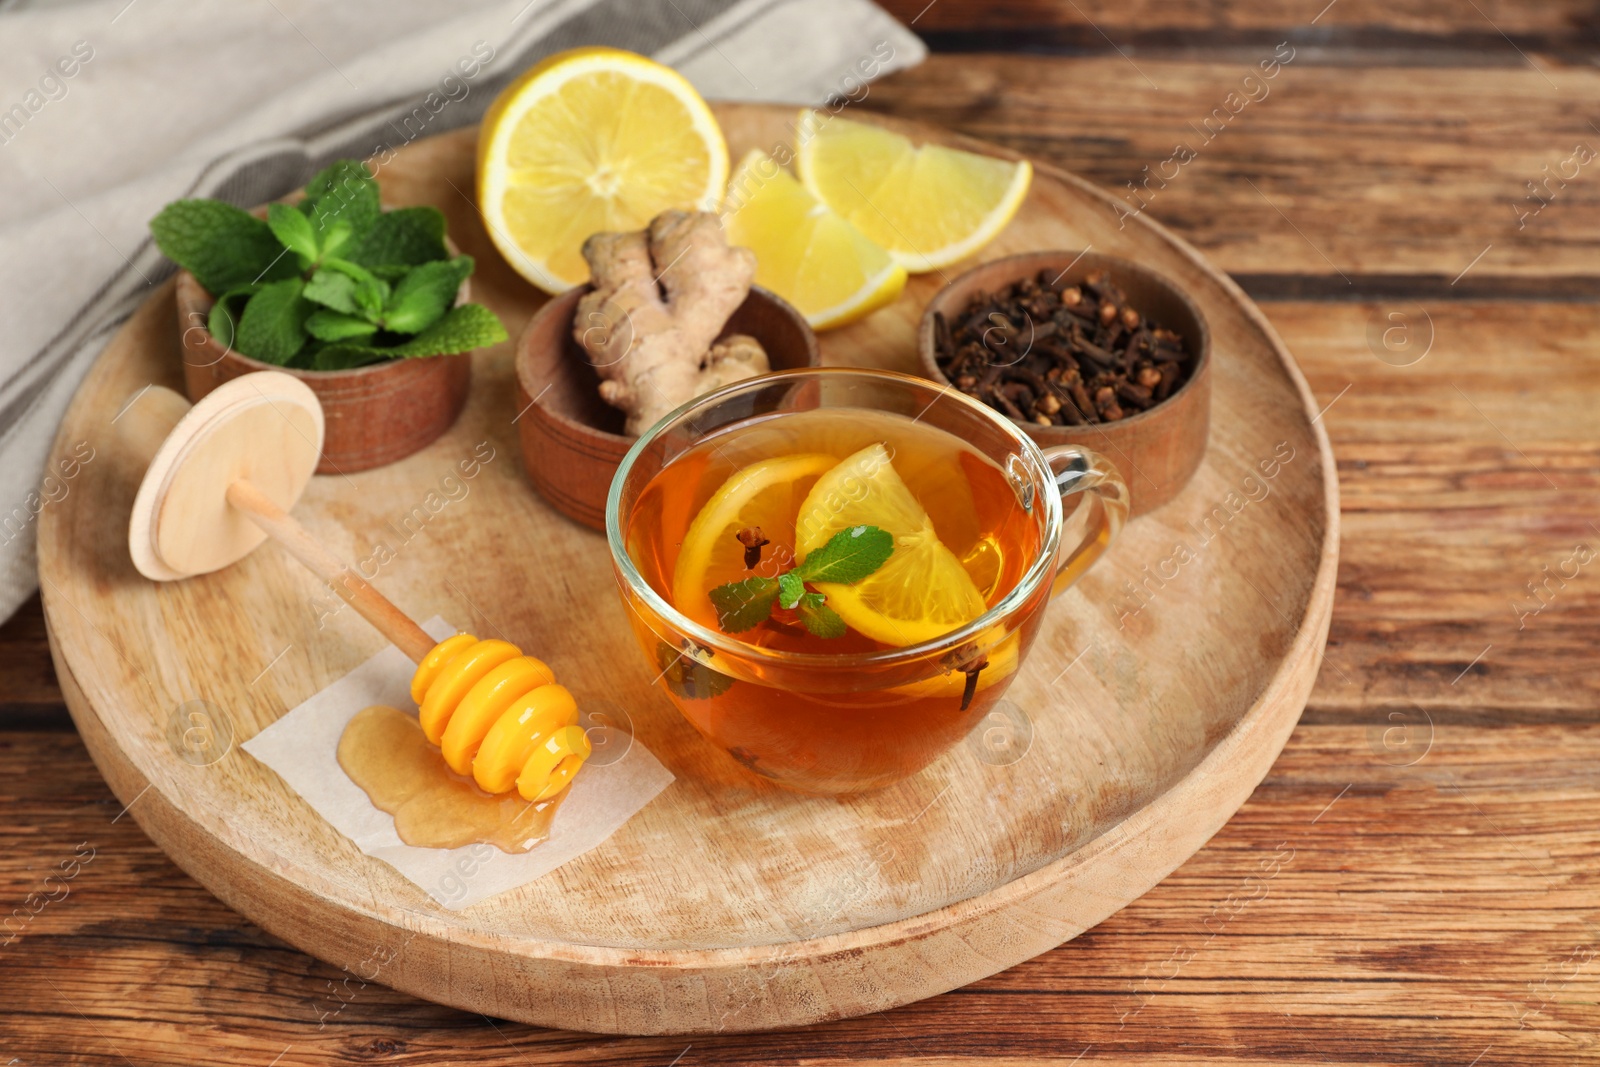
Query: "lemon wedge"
796 444 987 646
721 149 906 330
673 453 837 631
794 110 1031 273
477 47 729 293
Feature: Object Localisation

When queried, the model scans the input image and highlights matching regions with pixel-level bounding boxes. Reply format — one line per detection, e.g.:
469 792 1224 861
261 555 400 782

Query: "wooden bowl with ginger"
515 211 820 531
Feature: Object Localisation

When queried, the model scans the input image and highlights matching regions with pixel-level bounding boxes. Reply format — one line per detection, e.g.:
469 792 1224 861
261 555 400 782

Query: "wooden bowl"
174 271 472 477
918 251 1211 516
515 285 821 530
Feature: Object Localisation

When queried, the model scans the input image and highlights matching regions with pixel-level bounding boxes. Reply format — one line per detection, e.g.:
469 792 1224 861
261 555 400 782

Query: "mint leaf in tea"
796 596 847 639
789 525 893 585
708 524 893 636
708 576 780 633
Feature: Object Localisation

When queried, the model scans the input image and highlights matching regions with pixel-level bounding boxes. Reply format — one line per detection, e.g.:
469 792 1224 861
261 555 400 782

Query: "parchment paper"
242 618 673 909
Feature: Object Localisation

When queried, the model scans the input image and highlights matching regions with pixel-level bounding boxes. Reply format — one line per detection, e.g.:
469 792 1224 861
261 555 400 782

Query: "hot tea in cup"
607 369 1127 794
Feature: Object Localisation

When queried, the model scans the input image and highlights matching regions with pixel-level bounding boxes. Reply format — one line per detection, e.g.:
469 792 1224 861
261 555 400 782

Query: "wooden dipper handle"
119 376 436 663
224 479 437 664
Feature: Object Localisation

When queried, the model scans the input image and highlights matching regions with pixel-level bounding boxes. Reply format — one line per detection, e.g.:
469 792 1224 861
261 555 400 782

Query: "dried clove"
934 269 1193 426
942 644 992 711
736 526 770 570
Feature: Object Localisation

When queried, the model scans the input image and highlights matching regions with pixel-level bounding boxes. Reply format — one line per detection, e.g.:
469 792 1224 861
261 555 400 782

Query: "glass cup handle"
1040 445 1129 599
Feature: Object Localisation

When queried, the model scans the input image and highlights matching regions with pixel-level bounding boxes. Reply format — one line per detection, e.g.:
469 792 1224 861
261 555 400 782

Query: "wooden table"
4 3 1597 1062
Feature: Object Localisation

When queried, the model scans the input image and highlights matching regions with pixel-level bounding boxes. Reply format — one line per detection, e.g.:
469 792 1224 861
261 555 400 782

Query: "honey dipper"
120 371 590 802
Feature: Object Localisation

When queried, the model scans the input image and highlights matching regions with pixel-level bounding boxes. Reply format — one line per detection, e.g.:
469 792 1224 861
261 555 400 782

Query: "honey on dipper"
337 636 592 854
413 635 586 799
120 374 591 854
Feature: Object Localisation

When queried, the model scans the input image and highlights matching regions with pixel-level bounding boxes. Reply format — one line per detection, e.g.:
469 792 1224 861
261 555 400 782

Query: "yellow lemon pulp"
672 453 838 631
477 47 729 293
796 443 987 647
721 149 906 330
794 109 1031 273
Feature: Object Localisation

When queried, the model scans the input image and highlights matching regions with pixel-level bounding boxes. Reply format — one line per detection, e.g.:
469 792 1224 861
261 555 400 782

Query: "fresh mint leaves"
149 200 297 295
310 305 509 370
305 310 379 342
150 159 507 369
236 277 313 365
207 284 258 350
708 525 893 639
776 571 806 610
300 159 381 237
708 576 782 633
266 202 319 266
789 524 894 584
302 267 362 316
346 206 448 271
795 594 846 639
383 256 474 333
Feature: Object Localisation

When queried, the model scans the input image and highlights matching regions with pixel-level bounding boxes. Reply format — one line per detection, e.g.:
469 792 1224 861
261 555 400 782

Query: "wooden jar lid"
126 373 323 581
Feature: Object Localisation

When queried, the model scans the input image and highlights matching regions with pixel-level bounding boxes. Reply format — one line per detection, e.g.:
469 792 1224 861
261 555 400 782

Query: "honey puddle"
338 705 565 854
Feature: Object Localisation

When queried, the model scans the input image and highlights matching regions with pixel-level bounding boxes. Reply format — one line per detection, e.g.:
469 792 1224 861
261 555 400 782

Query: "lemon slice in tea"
673 453 836 631
796 443 988 646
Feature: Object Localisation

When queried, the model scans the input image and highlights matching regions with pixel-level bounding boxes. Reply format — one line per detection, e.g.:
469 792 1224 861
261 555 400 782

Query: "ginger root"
575 210 770 436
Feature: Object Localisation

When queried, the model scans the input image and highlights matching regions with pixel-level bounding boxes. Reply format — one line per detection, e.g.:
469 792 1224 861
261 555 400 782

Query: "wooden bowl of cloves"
918 250 1211 516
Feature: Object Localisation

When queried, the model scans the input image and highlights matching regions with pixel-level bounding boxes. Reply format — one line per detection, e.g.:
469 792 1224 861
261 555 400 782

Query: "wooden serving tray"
38 105 1336 1035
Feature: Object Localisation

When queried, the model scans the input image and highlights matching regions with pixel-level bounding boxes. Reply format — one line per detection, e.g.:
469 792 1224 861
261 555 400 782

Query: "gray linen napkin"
0 0 923 621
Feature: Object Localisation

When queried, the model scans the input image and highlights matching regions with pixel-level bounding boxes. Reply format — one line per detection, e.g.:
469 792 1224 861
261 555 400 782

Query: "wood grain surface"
866 21 1600 288
4 1 1599 1062
884 0 1593 37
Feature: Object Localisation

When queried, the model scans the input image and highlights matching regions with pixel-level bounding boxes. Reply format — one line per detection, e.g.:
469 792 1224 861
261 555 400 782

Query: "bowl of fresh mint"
152 159 509 474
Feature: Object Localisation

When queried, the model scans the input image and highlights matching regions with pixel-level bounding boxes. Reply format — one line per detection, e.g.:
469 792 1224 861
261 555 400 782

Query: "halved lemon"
721 149 906 330
673 453 837 631
796 444 987 646
794 110 1031 273
477 47 729 293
